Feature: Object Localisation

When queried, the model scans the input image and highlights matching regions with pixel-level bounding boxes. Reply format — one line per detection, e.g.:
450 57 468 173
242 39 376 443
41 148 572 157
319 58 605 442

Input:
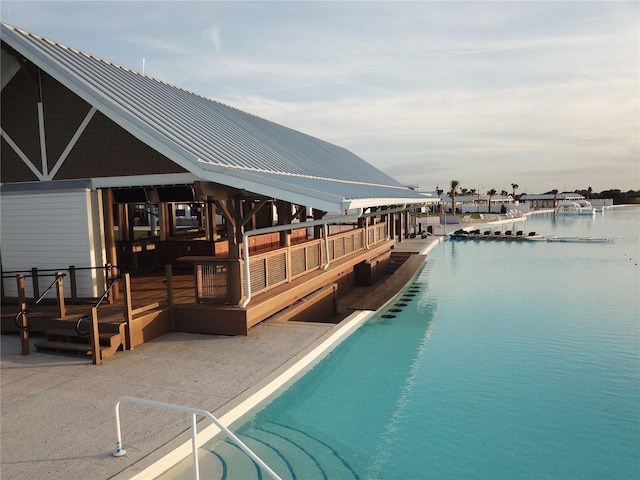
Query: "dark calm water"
191 206 640 479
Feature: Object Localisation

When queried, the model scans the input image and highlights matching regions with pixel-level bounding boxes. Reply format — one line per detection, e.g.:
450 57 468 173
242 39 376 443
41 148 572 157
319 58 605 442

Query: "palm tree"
487 188 497 213
550 188 559 207
435 186 444 214
449 180 460 215
586 186 592 200
511 183 519 198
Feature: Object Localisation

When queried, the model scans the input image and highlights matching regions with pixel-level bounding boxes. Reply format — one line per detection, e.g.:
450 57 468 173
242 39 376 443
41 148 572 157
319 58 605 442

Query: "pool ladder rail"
114 396 283 480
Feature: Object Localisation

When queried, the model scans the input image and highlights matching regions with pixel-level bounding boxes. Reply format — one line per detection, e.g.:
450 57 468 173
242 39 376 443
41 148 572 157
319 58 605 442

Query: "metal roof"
1 23 431 212
519 193 584 201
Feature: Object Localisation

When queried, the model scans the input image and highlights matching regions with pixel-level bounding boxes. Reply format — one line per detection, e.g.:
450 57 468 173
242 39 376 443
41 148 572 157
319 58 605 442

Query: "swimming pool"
163 206 640 479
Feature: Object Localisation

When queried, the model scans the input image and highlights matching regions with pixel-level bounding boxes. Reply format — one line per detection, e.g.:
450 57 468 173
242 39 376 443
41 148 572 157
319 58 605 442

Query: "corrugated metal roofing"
1 23 432 211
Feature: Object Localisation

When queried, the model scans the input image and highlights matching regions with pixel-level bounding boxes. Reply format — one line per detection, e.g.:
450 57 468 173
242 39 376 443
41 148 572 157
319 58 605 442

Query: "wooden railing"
2 264 119 303
192 223 388 305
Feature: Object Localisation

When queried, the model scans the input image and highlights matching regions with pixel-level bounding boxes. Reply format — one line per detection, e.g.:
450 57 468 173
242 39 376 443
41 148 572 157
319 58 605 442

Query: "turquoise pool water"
201 207 640 479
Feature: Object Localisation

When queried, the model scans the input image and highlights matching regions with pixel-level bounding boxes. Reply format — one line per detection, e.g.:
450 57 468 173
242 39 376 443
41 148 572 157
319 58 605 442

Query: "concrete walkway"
0 231 472 479
1 322 336 480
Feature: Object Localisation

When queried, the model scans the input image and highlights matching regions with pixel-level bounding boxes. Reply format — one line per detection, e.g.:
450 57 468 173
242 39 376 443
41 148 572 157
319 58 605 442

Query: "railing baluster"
69 265 78 304
31 267 39 300
16 274 29 355
56 271 66 318
89 307 101 365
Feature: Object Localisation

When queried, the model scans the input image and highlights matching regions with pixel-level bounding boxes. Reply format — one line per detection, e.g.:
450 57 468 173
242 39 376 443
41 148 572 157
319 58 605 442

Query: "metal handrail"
114 396 282 480
75 276 121 336
14 272 66 330
2 264 123 278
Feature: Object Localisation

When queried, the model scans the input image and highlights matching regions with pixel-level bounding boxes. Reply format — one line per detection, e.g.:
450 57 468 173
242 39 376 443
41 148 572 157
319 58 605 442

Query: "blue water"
208 207 640 479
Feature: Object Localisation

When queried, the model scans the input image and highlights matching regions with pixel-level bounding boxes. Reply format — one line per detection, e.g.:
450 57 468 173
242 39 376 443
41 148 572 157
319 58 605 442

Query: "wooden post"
89 307 101 365
102 188 120 300
122 273 133 350
31 267 39 300
165 264 175 332
69 265 78 303
19 303 29 355
55 272 66 318
104 264 111 304
17 274 29 355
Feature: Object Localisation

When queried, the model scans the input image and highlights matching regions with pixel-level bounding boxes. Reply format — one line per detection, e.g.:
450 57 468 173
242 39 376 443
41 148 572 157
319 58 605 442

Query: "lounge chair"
528 231 537 236
516 230 523 236
505 230 512 236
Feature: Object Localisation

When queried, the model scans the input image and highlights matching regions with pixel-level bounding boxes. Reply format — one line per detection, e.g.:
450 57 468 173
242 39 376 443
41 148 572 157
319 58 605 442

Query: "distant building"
519 193 584 210
441 194 514 213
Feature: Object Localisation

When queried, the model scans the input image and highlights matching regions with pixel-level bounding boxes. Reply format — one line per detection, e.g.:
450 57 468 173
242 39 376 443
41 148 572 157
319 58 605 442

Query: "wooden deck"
0 272 194 332
1 235 437 341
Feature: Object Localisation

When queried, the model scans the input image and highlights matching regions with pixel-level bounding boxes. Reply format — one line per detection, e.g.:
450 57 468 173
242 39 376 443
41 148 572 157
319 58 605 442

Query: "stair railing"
74 274 122 336
74 273 122 365
14 272 66 355
114 396 283 480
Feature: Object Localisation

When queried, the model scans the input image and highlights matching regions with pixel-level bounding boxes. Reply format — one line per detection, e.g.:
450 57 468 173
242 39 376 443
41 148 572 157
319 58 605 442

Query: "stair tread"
35 340 106 352
45 328 120 339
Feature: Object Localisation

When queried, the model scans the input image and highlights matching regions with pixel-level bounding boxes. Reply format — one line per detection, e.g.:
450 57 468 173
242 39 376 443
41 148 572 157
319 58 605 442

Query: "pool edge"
119 309 375 480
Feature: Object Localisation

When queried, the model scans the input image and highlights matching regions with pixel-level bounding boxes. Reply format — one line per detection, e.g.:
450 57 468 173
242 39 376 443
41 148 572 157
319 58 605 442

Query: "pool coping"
115 309 375 479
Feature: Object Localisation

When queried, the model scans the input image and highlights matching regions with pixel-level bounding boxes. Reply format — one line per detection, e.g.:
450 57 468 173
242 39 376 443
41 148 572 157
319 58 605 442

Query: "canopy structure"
1 23 433 212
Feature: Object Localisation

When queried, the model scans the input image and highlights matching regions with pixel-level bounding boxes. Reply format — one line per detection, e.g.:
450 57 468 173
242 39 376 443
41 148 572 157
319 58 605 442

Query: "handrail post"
122 273 133 350
110 264 121 301
31 267 39 300
191 413 200 480
16 274 29 355
105 264 113 304
90 307 101 365
69 265 78 304
113 401 126 457
19 304 29 355
56 272 66 318
166 264 175 332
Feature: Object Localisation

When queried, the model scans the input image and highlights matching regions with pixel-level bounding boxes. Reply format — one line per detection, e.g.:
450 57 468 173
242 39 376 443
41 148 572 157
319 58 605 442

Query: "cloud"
203 25 222 55
2 0 637 193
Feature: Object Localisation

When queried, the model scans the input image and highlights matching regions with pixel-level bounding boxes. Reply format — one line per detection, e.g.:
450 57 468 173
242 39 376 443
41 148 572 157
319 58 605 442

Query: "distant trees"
591 189 640 204
568 188 640 204
487 188 497 213
449 180 460 214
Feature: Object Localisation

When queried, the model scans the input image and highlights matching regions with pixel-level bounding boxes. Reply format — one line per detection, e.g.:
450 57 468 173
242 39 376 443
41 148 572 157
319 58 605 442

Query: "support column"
276 200 292 247
118 204 130 241
158 202 170 241
101 189 120 299
220 197 244 305
313 209 324 239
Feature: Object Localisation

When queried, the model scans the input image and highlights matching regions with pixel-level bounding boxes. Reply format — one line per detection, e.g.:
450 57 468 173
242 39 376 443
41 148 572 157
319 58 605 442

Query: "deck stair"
35 318 125 360
387 251 413 274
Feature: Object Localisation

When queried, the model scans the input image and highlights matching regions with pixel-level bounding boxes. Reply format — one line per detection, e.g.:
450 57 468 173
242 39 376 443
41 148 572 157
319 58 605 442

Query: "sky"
2 1 638 195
